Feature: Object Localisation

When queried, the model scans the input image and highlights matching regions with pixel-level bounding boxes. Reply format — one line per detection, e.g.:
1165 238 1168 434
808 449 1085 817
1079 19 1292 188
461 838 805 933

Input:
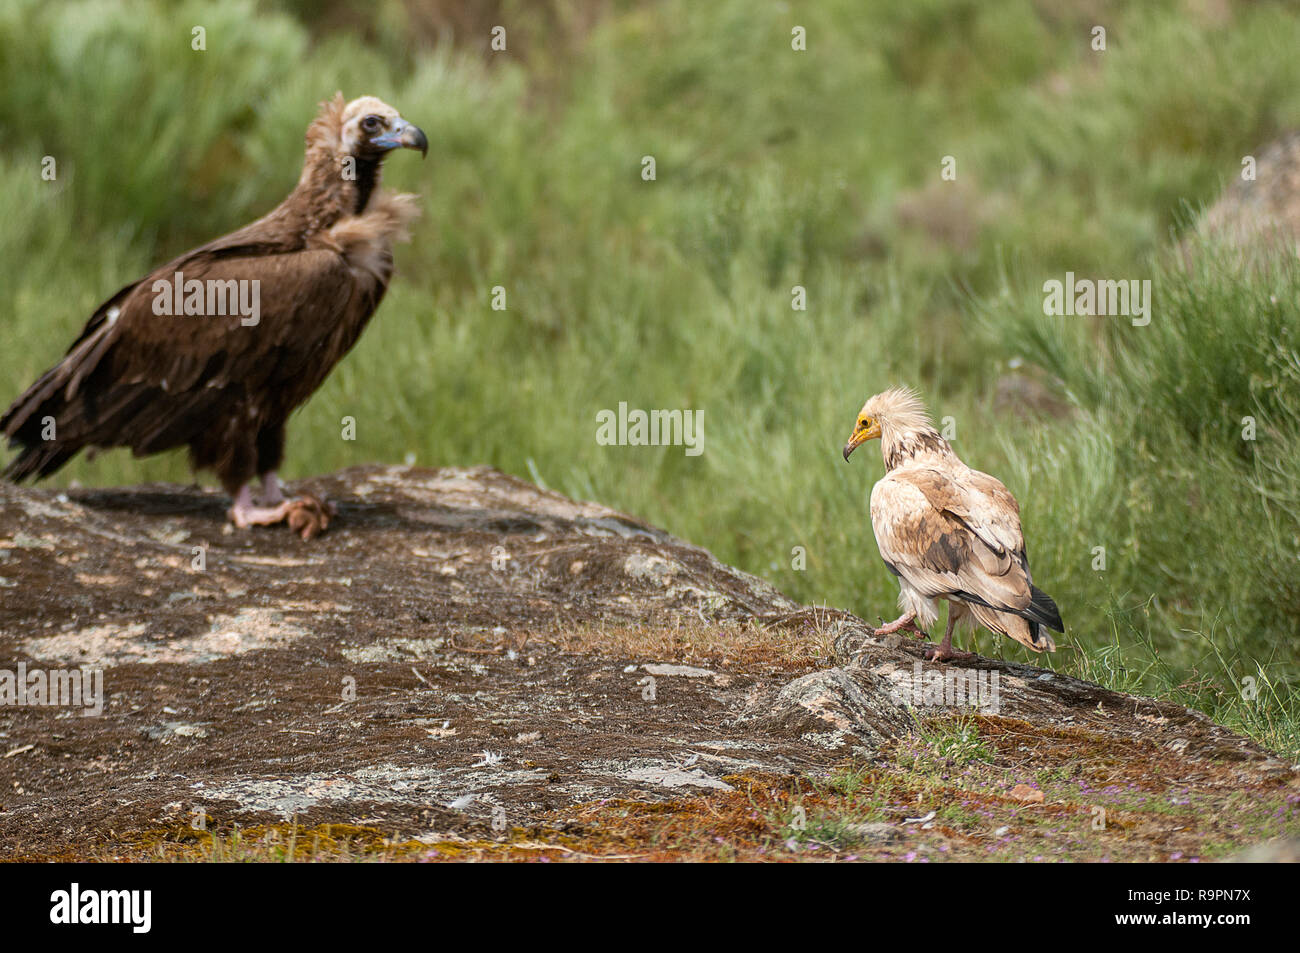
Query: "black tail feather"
1025 584 1064 632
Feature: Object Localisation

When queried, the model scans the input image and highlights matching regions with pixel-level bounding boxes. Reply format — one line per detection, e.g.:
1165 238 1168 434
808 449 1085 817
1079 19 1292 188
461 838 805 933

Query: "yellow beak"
842 423 880 461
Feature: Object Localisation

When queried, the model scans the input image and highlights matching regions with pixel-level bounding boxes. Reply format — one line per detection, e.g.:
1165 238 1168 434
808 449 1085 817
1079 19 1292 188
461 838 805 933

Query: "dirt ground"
1 465 1296 861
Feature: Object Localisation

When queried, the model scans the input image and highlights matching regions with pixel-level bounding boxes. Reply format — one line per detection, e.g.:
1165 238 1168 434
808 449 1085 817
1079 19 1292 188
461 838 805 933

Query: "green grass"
3 0 1298 754
916 714 993 766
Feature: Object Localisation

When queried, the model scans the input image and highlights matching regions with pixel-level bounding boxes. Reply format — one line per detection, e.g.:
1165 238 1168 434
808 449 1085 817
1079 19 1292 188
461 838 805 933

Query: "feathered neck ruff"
865 387 956 471
289 93 382 233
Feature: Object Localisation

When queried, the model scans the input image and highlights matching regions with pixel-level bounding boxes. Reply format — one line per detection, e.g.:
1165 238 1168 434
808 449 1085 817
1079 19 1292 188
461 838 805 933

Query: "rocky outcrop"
0 465 1292 859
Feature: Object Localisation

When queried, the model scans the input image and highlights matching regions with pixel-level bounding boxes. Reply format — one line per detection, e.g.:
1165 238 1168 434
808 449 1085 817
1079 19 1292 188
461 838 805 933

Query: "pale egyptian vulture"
2 94 427 539
842 388 1063 661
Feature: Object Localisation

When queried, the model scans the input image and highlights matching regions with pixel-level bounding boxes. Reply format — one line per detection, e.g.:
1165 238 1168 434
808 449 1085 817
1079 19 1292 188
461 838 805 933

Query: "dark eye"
361 115 382 133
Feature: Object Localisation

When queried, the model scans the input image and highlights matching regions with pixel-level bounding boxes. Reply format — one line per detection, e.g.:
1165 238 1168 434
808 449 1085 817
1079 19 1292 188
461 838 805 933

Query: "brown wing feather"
3 242 366 481
871 465 1059 651
870 468 1034 615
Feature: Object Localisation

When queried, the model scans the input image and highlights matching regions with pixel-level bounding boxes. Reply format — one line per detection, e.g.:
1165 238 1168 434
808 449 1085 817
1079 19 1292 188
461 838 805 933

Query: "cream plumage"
842 387 1063 661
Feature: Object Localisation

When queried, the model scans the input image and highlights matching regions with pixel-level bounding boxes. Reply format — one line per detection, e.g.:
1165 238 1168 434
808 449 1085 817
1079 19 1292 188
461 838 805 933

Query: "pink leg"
873 611 924 637
259 472 285 505
926 609 977 662
227 484 338 540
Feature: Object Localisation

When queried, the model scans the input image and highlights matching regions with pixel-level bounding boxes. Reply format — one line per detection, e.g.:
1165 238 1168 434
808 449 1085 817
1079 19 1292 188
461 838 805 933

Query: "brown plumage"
842 387 1063 661
2 94 426 537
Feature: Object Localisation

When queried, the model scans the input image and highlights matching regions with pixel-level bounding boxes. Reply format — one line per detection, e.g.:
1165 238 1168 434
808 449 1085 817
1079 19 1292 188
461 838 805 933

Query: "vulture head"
303 93 428 218
842 386 932 461
339 95 428 159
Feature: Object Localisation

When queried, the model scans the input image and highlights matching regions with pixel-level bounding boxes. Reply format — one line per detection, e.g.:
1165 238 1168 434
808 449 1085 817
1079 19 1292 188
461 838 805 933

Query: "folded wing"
2 241 368 480
870 466 1059 650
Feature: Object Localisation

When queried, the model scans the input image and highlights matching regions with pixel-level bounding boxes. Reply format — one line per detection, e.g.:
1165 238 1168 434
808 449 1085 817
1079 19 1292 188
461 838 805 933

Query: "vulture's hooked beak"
373 118 428 158
842 420 880 461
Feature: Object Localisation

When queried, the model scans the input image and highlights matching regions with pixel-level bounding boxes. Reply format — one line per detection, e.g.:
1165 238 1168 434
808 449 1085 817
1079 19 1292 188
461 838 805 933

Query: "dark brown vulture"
2 94 426 538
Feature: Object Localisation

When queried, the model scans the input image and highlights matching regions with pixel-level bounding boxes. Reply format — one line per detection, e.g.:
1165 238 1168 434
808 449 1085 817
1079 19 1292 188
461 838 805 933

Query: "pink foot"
925 644 977 663
228 485 337 539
